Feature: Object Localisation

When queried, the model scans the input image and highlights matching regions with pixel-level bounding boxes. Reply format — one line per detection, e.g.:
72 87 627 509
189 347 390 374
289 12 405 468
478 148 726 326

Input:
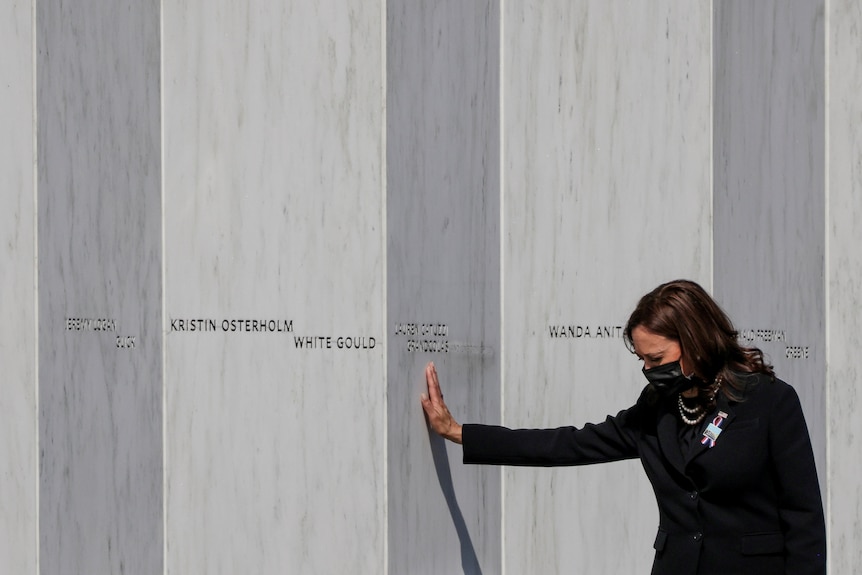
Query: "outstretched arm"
420 362 462 444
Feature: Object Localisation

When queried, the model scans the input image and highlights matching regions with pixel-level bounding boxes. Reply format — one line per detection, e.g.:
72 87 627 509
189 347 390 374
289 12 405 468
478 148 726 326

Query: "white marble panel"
387 2 500 573
0 2 36 573
826 1 862 571
713 0 826 492
37 1 163 573
163 2 385 573
502 2 712 572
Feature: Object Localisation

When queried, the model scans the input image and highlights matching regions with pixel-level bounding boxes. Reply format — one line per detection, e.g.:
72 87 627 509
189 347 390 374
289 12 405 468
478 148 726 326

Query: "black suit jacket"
462 375 826 574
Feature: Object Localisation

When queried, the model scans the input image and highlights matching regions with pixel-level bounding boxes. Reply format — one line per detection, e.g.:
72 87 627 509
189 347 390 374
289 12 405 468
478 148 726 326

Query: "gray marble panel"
826 1 862 571
713 0 826 489
0 1 37 573
162 2 385 573
502 2 711 572
36 1 163 573
387 2 501 573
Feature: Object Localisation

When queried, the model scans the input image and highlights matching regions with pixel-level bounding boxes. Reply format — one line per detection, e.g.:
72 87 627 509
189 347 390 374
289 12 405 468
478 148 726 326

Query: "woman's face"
631 325 685 372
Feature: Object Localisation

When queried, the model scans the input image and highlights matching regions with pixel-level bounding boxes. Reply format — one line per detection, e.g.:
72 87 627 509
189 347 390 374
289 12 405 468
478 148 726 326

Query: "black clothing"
462 375 826 574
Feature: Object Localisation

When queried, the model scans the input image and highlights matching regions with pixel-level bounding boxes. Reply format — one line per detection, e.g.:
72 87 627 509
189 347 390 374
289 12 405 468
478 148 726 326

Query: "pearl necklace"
677 374 724 426
677 394 705 426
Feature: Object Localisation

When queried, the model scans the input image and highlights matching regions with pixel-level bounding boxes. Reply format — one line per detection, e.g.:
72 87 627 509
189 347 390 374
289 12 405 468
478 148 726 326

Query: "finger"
424 363 436 396
428 363 443 403
424 364 435 399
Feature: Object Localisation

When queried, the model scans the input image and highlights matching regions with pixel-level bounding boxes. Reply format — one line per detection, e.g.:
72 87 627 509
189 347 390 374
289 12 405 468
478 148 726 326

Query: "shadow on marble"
427 429 483 575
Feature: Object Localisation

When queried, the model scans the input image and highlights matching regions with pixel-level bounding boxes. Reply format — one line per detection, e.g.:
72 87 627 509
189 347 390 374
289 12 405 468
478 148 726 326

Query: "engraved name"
170 318 294 333
392 322 449 353
548 325 623 339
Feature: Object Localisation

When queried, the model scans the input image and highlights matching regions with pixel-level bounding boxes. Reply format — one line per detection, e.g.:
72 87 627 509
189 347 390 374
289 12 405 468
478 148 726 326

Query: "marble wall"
387 2 500 573
501 2 712 572
827 0 862 571
36 1 163 573
713 0 826 488
162 2 385 573
7 1 862 574
0 1 36 573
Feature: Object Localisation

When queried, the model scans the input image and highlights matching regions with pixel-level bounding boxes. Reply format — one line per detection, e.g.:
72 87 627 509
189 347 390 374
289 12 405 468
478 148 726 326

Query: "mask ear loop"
680 355 696 380
682 349 707 382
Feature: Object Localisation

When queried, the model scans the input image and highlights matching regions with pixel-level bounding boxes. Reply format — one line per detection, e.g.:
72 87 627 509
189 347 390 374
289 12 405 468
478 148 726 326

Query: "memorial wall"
500 3 711 572
714 0 827 490
162 2 386 573
826 1 862 571
387 2 500 574
2 1 860 573
1 2 36 573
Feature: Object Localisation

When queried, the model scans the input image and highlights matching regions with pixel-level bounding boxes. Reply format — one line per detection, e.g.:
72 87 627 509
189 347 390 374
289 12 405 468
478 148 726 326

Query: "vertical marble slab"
162 2 385 573
387 2 500 573
36 1 163 573
502 2 711 572
826 0 862 570
0 1 37 573
713 0 826 488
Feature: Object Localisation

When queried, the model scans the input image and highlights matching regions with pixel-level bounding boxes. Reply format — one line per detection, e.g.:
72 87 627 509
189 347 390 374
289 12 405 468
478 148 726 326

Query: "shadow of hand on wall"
427 429 483 575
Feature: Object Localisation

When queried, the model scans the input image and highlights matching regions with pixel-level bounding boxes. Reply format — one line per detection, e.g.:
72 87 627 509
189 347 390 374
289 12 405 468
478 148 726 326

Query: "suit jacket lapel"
685 394 736 465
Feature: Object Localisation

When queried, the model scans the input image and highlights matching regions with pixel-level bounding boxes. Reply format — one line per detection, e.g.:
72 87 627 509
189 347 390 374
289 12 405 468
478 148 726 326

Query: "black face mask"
642 361 696 397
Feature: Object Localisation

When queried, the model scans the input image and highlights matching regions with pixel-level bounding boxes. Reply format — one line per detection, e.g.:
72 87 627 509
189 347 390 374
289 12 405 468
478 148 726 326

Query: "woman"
421 279 826 574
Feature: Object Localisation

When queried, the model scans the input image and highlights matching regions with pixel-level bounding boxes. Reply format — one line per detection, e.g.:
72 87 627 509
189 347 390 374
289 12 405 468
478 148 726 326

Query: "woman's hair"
623 279 774 403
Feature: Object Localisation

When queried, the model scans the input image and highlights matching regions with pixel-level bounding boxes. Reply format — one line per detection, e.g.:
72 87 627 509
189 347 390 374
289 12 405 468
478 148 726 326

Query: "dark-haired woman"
421 279 826 574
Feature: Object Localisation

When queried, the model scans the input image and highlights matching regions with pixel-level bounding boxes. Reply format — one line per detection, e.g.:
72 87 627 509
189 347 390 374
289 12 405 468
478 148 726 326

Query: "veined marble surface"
36 0 163 573
11 1 861 572
387 2 500 573
162 1 385 573
0 1 37 573
827 1 862 571
501 1 712 572
713 0 826 492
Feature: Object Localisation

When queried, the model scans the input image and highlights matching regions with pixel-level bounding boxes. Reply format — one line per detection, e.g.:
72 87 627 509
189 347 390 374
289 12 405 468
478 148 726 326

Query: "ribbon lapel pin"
701 411 728 448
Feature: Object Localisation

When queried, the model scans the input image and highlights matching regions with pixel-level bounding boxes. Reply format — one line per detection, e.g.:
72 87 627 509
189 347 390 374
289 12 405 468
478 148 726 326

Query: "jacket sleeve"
462 403 641 467
768 381 826 573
